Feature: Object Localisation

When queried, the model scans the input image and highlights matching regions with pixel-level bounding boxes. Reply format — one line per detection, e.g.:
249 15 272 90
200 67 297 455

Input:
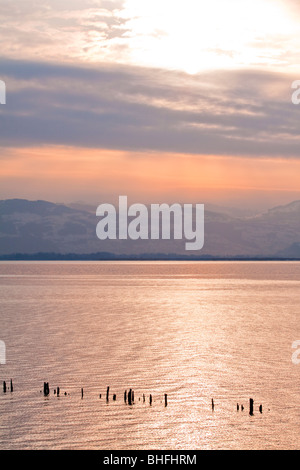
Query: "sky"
0 0 300 211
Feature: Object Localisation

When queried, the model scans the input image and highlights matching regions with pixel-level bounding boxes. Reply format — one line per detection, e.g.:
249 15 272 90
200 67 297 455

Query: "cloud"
0 0 128 63
0 58 299 158
1 0 300 73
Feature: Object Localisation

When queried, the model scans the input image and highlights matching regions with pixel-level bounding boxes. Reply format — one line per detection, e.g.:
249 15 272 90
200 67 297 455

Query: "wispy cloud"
1 0 300 72
0 0 128 63
1 59 299 158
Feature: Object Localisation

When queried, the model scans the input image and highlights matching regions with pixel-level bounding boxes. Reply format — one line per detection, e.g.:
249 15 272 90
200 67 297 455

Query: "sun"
118 0 298 73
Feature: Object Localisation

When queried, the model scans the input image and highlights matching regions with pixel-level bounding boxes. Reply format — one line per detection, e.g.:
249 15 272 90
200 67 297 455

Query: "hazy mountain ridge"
0 198 299 258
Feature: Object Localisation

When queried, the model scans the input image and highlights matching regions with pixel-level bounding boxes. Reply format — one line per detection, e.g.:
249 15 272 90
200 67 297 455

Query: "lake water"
0 261 299 450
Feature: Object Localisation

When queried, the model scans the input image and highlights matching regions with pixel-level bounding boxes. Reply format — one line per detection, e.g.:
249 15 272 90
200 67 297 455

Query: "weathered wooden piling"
10 379 13 393
149 394 152 406
81 388 84 399
212 399 215 411
249 398 254 416
143 394 145 403
237 403 239 411
164 394 168 407
43 382 50 396
106 386 110 402
3 381 6 393
132 390 134 403
113 394 116 401
57 387 60 397
124 390 127 403
128 389 132 405
259 404 263 414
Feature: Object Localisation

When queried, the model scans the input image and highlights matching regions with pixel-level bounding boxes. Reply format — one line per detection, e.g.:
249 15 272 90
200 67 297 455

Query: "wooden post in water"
124 390 127 403
128 389 132 405
143 394 145 403
81 388 84 399
106 386 110 402
164 394 168 407
237 403 239 411
132 390 134 403
212 399 215 411
57 387 60 397
249 398 254 416
10 379 13 393
43 382 49 397
113 394 116 401
259 405 263 414
3 381 6 393
149 394 152 406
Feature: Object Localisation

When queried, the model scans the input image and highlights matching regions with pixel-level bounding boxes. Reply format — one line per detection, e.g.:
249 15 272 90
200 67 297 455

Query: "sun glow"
1 146 300 206
119 0 298 73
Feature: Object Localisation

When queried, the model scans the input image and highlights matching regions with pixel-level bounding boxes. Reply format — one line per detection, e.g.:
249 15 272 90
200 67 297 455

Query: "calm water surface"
0 261 299 450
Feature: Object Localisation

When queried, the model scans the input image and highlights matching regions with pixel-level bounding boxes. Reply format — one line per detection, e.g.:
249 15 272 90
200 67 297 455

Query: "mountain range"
0 198 299 259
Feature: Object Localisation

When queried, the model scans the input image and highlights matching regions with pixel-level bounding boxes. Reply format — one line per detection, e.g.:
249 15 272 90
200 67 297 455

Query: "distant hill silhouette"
0 198 299 259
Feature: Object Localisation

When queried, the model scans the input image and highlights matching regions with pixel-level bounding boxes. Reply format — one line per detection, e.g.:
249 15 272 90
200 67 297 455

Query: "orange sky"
1 146 300 209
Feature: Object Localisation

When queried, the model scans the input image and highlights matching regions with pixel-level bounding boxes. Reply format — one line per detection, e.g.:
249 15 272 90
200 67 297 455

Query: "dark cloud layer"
0 58 299 158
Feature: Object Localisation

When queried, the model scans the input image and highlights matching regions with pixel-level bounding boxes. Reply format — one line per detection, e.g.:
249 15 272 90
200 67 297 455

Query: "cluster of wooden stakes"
42 382 164 407
3 379 264 415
